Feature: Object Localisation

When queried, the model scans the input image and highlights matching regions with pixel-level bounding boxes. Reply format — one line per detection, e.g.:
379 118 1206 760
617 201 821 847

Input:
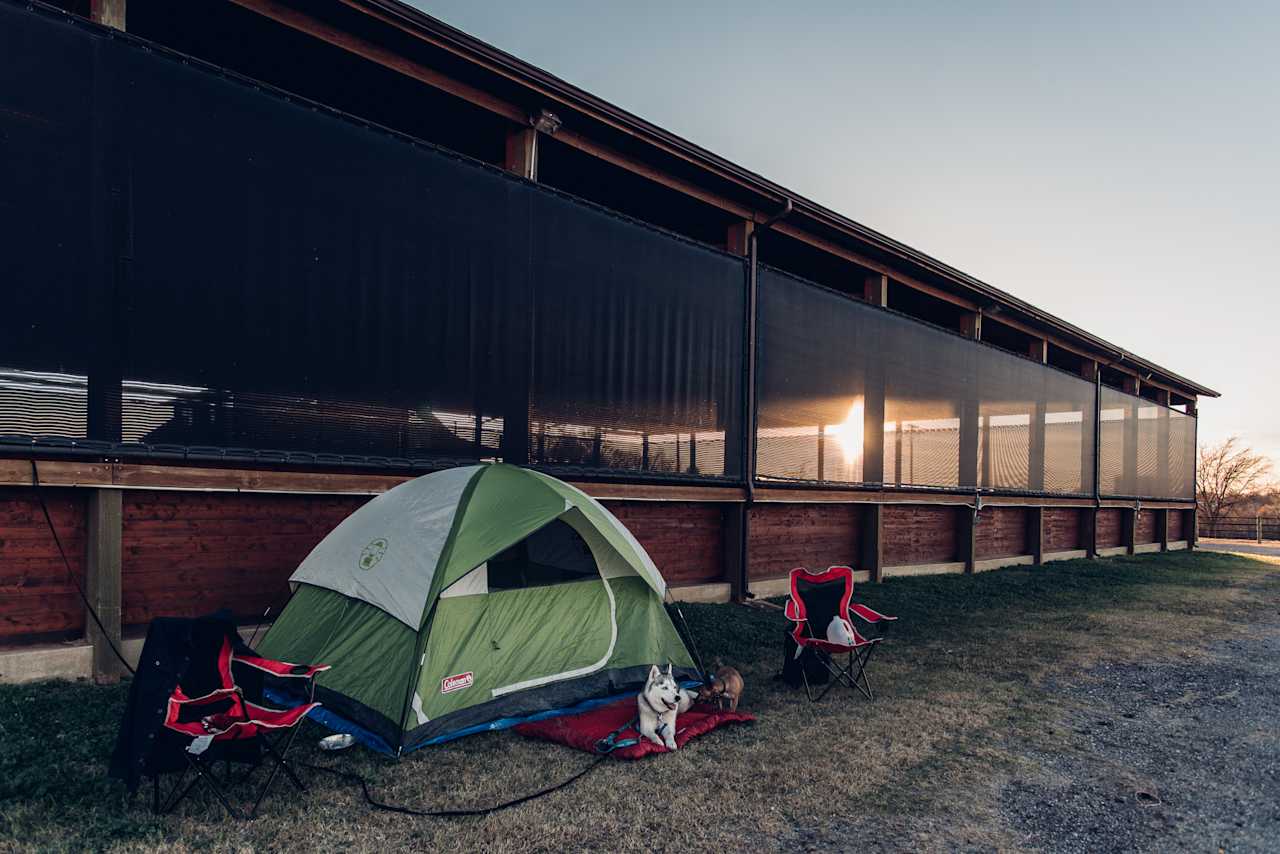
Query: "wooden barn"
0 0 1217 681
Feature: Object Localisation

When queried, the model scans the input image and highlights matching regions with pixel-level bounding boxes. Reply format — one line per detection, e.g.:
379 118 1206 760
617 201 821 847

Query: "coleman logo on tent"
358 538 388 571
441 672 474 694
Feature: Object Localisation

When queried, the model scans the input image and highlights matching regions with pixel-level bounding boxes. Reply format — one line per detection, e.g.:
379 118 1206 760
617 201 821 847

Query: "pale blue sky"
412 0 1279 464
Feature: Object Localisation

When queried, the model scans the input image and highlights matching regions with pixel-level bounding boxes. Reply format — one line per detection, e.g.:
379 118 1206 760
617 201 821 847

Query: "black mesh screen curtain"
0 4 1196 495
528 193 744 477
1099 387 1195 499
0 5 742 477
756 268 1098 496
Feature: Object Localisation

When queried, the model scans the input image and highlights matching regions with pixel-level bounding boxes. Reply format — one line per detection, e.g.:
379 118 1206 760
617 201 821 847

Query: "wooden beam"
1081 507 1098 558
85 489 123 684
861 504 884 582
0 458 749 502
773 222 978 310
1029 338 1048 363
504 126 538 179
1123 507 1137 555
90 0 125 29
960 311 982 340
1079 359 1098 382
1 458 1196 507
1027 506 1045 566
227 0 528 125
721 504 745 601
725 220 754 257
959 506 977 573
862 273 888 306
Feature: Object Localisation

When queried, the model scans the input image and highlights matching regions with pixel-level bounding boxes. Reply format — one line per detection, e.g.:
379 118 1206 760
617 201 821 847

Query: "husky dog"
638 663 685 750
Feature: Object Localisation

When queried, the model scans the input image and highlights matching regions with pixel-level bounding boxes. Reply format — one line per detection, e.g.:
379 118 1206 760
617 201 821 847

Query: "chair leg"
248 726 307 818
180 754 243 820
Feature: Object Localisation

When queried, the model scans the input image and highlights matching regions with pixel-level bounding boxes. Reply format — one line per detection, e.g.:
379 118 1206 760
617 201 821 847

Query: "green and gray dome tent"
257 464 696 755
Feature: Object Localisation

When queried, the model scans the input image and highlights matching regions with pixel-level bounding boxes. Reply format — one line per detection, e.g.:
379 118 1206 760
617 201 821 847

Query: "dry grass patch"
1 551 1276 852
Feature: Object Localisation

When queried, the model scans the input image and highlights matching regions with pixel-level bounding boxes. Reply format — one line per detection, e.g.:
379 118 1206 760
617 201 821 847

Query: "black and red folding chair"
108 616 328 819
782 566 896 701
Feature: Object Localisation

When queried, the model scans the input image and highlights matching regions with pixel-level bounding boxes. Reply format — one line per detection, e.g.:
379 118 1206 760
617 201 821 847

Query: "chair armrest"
232 652 330 679
849 602 896 624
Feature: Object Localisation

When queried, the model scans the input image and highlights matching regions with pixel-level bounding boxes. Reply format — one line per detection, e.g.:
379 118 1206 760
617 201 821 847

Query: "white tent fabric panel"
288 464 482 628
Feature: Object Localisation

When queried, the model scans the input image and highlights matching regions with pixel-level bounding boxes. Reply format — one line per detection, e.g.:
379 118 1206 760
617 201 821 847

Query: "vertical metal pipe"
739 199 792 598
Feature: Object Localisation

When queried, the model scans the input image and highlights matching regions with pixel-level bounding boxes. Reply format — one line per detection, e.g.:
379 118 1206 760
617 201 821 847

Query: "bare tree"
1197 437 1273 534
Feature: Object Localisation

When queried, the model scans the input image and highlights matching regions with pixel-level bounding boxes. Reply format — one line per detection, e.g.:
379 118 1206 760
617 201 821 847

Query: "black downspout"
739 199 793 599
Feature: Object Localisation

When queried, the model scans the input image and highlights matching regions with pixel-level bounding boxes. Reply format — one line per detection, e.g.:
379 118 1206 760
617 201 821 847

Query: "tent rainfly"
257 464 697 754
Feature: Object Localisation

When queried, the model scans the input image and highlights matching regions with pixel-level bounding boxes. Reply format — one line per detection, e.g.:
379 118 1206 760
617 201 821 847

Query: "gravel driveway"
1001 595 1280 851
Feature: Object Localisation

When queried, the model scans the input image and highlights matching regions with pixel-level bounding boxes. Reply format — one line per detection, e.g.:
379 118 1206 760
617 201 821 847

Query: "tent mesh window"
755 267 1097 495
487 519 600 590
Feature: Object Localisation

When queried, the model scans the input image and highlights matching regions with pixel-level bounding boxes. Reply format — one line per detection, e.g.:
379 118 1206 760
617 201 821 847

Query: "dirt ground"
1 551 1277 853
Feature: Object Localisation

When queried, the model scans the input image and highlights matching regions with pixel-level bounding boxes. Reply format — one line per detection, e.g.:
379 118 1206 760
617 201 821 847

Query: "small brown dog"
696 665 744 712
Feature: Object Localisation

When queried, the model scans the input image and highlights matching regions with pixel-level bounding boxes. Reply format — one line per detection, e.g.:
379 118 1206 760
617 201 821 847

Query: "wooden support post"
504 126 538 179
90 0 126 29
1029 338 1048 363
959 505 977 573
1082 507 1098 558
1028 506 1045 565
960 310 982 340
1186 508 1198 550
863 273 888 306
722 504 745 601
726 221 754 257
86 489 123 684
1157 508 1169 551
861 504 884 583
1122 507 1137 555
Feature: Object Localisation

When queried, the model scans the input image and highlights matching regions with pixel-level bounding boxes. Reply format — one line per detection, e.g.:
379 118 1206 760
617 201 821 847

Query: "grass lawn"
1 550 1276 852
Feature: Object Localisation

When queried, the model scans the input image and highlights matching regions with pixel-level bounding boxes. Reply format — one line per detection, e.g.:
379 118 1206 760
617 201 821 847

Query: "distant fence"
1200 516 1280 541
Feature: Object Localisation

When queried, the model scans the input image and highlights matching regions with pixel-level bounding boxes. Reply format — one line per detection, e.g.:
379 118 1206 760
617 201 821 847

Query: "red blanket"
514 698 754 760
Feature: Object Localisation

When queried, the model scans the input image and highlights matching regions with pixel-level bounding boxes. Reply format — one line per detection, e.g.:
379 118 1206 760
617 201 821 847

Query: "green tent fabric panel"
608 576 695 669
417 578 613 721
431 465 571 600
525 469 666 595
258 584 416 724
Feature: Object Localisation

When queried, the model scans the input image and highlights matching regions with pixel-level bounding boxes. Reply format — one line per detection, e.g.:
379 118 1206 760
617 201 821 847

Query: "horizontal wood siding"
1135 510 1158 544
121 492 367 628
746 504 861 580
604 501 722 585
884 505 957 566
0 489 87 641
1096 508 1123 548
1044 508 1082 552
1167 509 1184 541
975 507 1029 559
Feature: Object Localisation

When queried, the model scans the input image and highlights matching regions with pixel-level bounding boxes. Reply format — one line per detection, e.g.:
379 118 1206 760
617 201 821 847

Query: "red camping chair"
783 566 896 701
150 619 329 819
